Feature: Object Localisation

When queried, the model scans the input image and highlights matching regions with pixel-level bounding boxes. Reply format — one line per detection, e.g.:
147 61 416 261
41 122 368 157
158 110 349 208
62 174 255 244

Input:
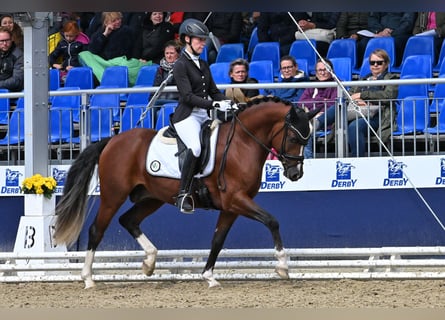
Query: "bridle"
235 107 310 164
217 106 310 191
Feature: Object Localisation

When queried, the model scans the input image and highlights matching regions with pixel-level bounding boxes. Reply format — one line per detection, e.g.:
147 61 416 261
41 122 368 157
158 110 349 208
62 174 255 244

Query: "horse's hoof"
142 260 155 276
275 266 289 279
83 279 96 289
207 279 221 288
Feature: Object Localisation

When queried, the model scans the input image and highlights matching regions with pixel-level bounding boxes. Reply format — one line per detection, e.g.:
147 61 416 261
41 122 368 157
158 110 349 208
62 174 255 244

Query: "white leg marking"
274 248 289 279
81 249 96 289
202 269 221 288
136 234 158 276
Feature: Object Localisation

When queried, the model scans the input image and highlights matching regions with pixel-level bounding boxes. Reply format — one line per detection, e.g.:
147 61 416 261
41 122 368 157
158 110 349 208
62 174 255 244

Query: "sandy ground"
1 279 445 308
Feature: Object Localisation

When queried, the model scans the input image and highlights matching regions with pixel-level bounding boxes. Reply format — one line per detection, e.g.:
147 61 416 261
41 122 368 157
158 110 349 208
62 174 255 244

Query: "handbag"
346 102 380 121
295 28 336 43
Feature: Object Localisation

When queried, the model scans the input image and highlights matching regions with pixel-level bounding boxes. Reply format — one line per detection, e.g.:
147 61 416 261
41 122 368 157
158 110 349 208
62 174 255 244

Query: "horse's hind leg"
119 199 164 276
202 211 238 288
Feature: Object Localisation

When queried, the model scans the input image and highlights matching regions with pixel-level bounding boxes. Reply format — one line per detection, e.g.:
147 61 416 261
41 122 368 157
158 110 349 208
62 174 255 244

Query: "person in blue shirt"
264 55 308 103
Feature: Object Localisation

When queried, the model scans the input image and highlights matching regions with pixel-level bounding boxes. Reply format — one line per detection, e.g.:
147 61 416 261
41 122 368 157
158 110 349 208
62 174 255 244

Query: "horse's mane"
239 96 294 112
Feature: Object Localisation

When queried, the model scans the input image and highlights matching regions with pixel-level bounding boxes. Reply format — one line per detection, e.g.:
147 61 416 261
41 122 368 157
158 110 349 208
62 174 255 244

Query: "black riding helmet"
179 18 210 44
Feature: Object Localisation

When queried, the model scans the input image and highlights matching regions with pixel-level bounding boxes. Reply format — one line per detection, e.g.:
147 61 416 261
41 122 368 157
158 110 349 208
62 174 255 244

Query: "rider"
171 18 236 213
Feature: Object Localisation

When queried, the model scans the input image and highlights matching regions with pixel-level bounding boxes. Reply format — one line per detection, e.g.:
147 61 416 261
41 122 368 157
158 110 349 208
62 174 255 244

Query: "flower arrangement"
22 174 57 199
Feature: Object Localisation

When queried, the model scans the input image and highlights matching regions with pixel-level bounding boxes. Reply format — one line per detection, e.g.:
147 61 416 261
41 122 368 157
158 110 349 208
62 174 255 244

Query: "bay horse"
53 96 316 289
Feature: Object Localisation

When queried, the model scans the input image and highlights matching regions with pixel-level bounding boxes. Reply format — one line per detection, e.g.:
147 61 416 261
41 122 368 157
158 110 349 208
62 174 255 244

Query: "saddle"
162 117 214 173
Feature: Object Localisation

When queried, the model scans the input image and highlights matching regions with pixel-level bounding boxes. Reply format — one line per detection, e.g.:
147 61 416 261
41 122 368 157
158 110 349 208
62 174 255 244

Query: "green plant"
22 174 57 199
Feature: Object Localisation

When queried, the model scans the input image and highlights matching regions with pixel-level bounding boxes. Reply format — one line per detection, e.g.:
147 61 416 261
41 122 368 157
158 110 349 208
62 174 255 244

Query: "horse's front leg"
238 200 289 279
202 211 238 288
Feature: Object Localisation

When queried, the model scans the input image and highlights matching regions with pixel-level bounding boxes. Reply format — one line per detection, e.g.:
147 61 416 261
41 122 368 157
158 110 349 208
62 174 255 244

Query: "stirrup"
176 193 195 214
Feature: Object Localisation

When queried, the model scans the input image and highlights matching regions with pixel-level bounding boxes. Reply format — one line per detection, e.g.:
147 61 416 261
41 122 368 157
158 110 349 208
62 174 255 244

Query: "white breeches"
174 108 210 157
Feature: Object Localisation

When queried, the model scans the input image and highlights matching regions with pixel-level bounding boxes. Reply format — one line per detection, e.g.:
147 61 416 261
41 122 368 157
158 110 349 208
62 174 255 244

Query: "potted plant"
21 174 57 216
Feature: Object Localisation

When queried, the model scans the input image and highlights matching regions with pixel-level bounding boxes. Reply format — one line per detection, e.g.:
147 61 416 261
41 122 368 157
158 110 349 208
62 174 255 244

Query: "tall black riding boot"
176 149 198 213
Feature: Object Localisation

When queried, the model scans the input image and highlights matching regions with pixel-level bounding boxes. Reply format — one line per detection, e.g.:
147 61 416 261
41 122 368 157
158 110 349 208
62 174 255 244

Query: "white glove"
212 100 233 111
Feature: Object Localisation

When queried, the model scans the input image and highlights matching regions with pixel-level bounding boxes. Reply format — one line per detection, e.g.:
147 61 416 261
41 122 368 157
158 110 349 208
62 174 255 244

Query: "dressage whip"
287 12 445 232
136 69 174 127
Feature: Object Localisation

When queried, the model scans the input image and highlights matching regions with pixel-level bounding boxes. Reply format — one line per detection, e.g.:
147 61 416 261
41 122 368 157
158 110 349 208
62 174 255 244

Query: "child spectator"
48 20 89 83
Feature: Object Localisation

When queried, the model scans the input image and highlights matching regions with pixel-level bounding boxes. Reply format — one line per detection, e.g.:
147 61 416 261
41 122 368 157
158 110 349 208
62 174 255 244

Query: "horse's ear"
306 107 322 120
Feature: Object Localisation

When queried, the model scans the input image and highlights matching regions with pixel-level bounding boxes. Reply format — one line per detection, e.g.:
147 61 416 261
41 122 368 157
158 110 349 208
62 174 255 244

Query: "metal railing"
1 77 445 165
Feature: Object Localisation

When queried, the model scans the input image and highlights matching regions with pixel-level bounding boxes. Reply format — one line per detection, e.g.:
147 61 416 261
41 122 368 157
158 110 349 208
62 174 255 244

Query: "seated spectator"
357 12 416 66
88 12 134 60
153 40 181 104
132 12 175 65
48 20 88 84
309 49 398 158
204 12 243 64
80 12 151 86
296 12 341 57
0 13 24 51
335 12 369 40
257 12 310 57
265 55 309 104
0 27 24 92
413 12 445 65
224 58 260 103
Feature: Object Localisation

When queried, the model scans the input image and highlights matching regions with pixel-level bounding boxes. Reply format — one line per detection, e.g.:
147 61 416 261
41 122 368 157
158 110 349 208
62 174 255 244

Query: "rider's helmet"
179 18 209 43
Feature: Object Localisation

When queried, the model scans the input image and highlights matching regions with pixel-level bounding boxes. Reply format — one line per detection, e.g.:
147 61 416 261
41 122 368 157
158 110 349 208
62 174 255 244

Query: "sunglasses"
369 60 385 66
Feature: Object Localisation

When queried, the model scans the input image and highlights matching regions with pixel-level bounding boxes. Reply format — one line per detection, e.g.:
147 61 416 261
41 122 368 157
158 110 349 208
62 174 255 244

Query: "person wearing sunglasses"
0 26 24 92
309 49 398 158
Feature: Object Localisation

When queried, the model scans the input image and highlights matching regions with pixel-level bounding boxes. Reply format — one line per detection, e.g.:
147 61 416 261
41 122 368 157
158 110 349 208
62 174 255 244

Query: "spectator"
335 12 369 40
257 12 311 57
296 12 341 57
153 40 181 105
240 12 260 52
204 12 243 64
132 12 175 65
48 20 88 84
413 12 445 65
0 14 23 51
88 12 134 60
224 58 260 103
265 55 309 103
310 49 398 158
357 12 416 66
0 27 24 92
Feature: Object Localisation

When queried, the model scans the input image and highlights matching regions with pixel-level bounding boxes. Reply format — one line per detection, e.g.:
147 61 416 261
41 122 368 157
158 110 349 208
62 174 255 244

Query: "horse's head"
274 106 317 181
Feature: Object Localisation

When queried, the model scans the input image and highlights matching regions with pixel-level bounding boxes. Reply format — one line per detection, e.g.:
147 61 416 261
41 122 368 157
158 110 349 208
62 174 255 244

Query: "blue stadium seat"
428 83 445 113
64 67 94 90
330 57 352 82
51 87 82 123
155 102 177 130
289 39 317 75
251 42 281 78
0 104 24 145
209 62 231 84
433 40 445 73
295 59 309 78
100 66 129 101
248 60 274 95
89 85 121 122
327 39 357 71
135 65 159 86
393 96 430 135
392 36 435 73
246 27 258 59
216 43 245 63
120 105 152 132
0 88 10 125
424 102 445 134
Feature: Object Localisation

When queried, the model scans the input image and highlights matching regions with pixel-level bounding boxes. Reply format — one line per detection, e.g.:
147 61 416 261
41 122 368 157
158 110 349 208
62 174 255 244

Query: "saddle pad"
146 126 220 179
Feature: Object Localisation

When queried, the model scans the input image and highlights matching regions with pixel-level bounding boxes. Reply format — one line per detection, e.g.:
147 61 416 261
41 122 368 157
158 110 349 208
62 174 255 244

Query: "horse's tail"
54 138 112 247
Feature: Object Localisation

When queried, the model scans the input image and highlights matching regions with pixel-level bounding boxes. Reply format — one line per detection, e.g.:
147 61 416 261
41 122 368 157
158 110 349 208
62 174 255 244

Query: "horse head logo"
265 163 281 182
5 168 22 187
388 159 407 179
336 161 355 180
52 168 67 186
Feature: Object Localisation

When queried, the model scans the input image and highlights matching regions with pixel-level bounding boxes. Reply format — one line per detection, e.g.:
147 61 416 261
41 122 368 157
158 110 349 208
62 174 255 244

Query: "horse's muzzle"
283 163 304 181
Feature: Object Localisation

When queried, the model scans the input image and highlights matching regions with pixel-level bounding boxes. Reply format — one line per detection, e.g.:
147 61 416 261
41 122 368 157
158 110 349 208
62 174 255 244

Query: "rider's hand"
212 100 233 111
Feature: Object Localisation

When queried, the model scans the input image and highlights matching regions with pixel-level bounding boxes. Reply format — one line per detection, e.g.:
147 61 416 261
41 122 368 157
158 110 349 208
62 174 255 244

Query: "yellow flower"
22 173 57 199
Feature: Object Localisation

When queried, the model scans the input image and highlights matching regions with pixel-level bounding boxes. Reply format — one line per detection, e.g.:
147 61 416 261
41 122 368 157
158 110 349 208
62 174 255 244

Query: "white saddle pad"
146 124 220 179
